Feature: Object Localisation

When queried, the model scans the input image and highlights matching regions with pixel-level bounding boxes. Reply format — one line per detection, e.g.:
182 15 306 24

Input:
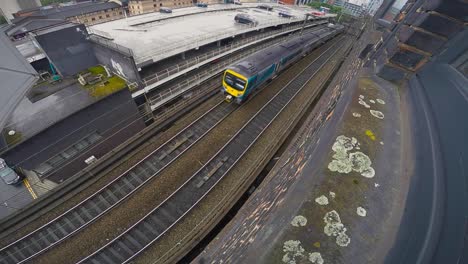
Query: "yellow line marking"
23 178 38 199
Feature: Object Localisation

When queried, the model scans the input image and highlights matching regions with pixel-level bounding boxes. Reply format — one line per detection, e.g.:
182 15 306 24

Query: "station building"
0 2 334 185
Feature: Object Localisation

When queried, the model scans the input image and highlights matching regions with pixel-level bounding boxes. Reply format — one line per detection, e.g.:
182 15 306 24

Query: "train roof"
228 26 334 77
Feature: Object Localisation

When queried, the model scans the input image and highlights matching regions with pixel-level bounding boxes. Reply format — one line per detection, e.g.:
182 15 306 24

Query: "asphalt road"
0 180 34 219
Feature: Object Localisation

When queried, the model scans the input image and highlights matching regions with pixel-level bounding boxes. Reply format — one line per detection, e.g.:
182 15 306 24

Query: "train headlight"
225 95 233 102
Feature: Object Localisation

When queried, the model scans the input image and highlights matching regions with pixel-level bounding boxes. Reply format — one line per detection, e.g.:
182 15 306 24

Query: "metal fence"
88 30 134 57
134 15 306 65
146 27 314 110
142 21 326 86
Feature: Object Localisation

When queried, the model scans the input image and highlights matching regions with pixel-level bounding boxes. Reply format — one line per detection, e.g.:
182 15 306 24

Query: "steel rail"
0 100 237 264
78 34 343 264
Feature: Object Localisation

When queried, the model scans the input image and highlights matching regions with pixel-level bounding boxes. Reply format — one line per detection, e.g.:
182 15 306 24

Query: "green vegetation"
308 1 342 14
81 65 127 98
88 65 107 75
40 0 69 5
0 16 6 25
88 75 127 97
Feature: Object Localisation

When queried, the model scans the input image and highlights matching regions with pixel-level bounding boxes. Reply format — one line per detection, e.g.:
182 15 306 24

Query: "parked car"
0 158 22 185
234 14 258 26
160 7 172 13
234 1 242 5
196 3 208 7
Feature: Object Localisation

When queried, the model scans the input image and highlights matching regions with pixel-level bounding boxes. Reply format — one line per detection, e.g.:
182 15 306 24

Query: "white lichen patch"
309 252 324 264
352 112 361 118
357 207 367 217
282 240 305 264
315 195 329 205
358 98 371 108
370 110 384 119
361 167 375 178
328 136 375 178
291 215 308 227
329 191 336 199
369 99 375 104
380 141 384 145
323 210 351 247
376 98 385 105
374 183 380 188
359 95 364 99
336 233 351 247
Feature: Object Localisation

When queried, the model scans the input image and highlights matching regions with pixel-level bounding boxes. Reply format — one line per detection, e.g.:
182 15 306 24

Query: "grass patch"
87 75 127 97
88 65 107 75
80 65 128 98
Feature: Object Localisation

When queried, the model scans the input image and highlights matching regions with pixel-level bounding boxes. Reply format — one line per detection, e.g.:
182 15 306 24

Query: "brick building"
12 1 125 26
128 0 193 15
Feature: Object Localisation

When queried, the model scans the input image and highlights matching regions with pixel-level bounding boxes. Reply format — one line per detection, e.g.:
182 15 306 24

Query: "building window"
35 132 102 176
92 17 96 21
119 11 123 15
99 15 102 19
160 3 163 6
154 4 157 7
106 14 110 18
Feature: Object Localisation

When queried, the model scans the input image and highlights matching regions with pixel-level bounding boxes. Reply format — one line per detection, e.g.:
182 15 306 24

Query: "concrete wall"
92 42 141 84
35 24 98 77
2 89 146 183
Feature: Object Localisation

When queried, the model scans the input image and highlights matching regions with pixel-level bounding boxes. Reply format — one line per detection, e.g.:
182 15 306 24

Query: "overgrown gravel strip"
133 37 349 264
31 38 340 264
0 94 222 247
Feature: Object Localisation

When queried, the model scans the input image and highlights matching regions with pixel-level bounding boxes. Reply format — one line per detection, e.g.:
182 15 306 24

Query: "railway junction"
0 0 466 263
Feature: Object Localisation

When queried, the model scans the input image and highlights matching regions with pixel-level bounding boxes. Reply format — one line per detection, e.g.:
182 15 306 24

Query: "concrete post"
217 40 221 47
181 52 186 59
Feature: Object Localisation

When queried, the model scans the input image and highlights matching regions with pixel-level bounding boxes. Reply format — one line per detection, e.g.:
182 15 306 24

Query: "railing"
126 3 255 27
88 33 134 57
142 21 325 86
134 15 304 65
146 27 310 110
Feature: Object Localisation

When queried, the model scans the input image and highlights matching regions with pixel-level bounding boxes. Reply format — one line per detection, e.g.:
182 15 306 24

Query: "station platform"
90 3 334 67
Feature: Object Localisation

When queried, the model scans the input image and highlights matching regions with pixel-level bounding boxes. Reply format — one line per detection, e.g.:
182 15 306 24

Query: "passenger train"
222 25 343 104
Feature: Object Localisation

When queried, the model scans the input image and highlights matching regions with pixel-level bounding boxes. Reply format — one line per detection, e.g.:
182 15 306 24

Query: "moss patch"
87 65 107 75
81 65 127 98
87 75 127 97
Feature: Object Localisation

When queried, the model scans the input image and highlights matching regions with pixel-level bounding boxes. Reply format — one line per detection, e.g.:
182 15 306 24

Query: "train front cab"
222 70 249 104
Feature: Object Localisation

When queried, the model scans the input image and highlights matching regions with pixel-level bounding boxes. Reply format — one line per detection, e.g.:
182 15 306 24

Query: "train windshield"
224 72 246 91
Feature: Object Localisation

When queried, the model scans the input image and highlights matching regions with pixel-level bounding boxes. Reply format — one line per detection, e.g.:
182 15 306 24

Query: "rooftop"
31 1 122 20
90 3 335 67
0 28 37 139
2 65 127 149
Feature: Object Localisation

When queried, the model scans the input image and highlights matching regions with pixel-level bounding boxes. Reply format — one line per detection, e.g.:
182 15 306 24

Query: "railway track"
0 101 238 264
76 35 344 264
0 28 342 264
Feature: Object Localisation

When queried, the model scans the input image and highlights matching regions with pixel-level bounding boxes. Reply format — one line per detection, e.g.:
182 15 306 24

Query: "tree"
308 1 343 14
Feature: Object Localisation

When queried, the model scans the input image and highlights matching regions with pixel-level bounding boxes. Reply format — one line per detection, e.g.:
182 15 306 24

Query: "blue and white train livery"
222 24 343 104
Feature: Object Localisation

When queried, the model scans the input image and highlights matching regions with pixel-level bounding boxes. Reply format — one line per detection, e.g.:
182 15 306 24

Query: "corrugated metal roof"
0 28 38 132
